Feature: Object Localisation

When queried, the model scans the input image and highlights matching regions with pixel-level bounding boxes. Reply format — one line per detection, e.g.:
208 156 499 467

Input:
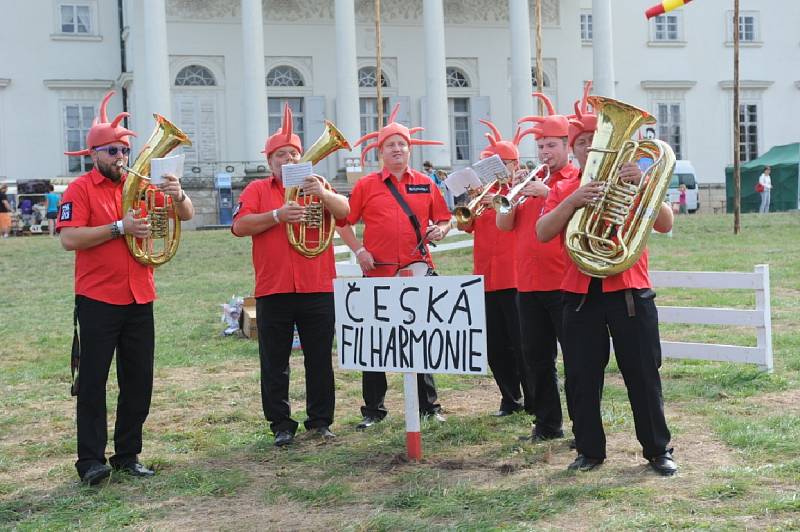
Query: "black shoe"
274 430 295 447
356 416 382 430
567 454 604 472
114 462 155 478
312 426 336 440
531 430 564 442
648 450 678 476
82 463 111 486
422 411 446 423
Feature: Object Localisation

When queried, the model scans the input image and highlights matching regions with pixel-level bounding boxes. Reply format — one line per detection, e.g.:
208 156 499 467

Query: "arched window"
175 65 216 86
358 66 389 88
446 67 470 88
266 66 305 87
531 67 551 88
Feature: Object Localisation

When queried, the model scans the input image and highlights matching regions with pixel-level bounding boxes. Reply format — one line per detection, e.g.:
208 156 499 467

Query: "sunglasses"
94 146 130 156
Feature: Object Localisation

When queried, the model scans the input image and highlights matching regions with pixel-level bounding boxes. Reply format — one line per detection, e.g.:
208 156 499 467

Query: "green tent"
725 142 800 213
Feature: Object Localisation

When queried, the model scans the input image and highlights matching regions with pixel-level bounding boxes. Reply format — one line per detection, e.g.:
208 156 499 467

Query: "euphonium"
565 96 676 278
120 114 192 267
285 120 351 258
492 163 549 215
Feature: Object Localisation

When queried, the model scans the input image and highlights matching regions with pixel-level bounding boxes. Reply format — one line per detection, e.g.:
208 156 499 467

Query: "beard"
96 158 124 182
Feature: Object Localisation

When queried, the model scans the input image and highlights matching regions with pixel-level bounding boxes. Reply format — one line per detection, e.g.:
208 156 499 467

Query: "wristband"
355 247 367 256
116 220 125 235
110 222 121 239
272 209 280 224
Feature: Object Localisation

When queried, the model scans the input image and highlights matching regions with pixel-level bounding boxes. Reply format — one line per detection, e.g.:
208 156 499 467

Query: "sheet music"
281 162 313 187
472 154 508 185
444 168 483 197
149 154 185 185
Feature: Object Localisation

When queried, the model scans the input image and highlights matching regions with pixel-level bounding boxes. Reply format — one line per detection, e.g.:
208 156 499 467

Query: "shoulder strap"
383 178 427 257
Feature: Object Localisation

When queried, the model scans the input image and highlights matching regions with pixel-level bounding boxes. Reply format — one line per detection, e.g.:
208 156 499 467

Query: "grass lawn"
1 211 798 530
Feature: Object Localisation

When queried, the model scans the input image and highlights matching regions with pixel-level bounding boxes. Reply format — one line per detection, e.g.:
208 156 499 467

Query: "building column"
592 0 616 98
334 0 361 168
241 0 269 164
422 0 451 168
129 0 171 150
509 0 535 161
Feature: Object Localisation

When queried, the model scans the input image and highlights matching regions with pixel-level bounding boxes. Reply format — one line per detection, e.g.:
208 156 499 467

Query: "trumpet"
453 171 512 225
492 163 550 215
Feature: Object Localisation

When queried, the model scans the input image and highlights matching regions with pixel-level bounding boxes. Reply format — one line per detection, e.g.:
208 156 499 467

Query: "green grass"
1 211 799 529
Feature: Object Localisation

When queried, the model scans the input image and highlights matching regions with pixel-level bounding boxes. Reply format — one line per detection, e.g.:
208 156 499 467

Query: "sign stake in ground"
334 275 487 460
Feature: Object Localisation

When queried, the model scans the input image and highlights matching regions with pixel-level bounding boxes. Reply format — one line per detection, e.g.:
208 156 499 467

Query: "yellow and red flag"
645 0 693 19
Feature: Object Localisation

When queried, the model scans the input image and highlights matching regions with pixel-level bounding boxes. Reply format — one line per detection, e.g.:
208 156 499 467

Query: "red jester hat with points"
262 102 304 157
353 103 443 166
567 81 598 147
63 91 136 156
517 92 570 141
478 119 523 161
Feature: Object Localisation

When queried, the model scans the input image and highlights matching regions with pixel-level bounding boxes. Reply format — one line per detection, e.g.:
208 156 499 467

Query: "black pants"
485 289 525 412
361 371 441 419
518 290 569 436
561 279 671 460
256 292 335 434
74 296 154 478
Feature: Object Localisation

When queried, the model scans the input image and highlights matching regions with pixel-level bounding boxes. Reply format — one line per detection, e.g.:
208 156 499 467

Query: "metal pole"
375 0 383 129
534 0 544 114
733 0 741 234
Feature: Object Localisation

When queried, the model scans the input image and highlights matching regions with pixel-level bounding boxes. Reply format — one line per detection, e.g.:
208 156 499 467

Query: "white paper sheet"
149 154 185 185
281 162 313 187
472 154 508 185
444 168 483 197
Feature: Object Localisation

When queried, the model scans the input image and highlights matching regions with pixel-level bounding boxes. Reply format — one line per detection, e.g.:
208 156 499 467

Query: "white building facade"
1 0 798 188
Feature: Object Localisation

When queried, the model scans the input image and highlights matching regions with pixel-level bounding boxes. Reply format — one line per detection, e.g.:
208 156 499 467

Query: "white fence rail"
335 232 773 372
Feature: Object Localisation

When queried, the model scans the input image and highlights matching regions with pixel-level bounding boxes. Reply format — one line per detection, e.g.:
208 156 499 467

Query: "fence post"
754 264 773 372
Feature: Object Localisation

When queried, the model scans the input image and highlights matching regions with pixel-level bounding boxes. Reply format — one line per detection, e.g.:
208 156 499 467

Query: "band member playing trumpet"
338 104 451 429
536 82 677 475
58 91 194 485
455 121 531 417
232 103 349 447
496 93 579 442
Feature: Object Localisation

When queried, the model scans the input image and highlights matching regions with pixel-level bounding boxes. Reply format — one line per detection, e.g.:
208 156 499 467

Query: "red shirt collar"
380 166 413 182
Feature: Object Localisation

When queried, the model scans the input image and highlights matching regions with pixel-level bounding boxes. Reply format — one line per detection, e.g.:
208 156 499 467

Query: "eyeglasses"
94 146 130 156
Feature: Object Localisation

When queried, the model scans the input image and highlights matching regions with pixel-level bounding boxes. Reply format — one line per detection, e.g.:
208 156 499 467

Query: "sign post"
334 275 487 461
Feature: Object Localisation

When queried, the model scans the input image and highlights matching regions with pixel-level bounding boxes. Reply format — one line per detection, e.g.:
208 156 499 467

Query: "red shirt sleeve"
429 183 451 223
345 179 365 225
56 180 90 229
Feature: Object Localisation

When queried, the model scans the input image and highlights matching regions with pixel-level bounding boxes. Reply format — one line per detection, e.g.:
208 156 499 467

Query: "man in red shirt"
58 91 194 485
536 86 678 476
338 104 451 429
496 93 578 441
232 103 349 447
455 121 530 416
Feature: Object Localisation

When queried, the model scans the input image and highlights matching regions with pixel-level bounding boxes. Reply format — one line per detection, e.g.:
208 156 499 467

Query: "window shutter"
469 96 491 164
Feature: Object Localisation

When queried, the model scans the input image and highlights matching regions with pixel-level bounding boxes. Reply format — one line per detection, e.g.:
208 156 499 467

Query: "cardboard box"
240 297 301 349
242 296 257 339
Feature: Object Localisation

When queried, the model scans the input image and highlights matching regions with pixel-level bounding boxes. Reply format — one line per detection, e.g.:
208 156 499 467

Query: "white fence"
335 231 773 372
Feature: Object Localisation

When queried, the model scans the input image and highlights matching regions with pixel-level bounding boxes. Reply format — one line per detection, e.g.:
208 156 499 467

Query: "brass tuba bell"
285 120 351 258
565 96 675 278
120 114 192 267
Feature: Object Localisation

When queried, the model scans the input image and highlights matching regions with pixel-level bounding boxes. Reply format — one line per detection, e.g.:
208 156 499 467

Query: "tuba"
565 96 676 278
120 114 192 267
285 120 351 258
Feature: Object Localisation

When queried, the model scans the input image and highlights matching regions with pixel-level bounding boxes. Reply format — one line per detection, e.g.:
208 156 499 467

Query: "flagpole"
733 0 741 233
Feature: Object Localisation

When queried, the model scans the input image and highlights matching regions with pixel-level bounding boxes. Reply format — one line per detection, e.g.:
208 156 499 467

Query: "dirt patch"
745 387 800 413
